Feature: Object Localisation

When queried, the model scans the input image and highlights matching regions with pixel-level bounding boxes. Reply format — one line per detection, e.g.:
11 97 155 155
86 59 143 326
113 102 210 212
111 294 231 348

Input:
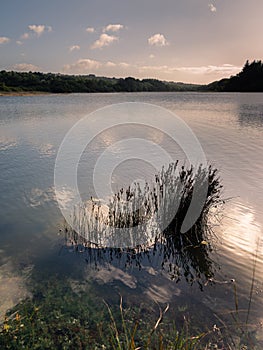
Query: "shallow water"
0 92 263 343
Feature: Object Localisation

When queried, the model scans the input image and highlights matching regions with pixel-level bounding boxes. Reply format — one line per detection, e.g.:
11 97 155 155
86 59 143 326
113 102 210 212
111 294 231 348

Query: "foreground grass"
0 274 218 350
1 275 260 350
0 278 202 349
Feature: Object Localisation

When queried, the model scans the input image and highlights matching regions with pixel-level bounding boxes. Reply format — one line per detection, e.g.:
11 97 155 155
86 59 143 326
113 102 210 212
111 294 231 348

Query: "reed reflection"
61 162 223 289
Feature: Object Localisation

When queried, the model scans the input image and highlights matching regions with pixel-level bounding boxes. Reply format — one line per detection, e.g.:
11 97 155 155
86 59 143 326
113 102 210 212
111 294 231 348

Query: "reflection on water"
223 201 262 257
0 92 263 345
24 187 56 208
237 93 263 128
219 200 263 312
38 143 56 157
238 106 263 128
0 258 33 320
61 237 217 291
62 163 222 293
0 135 17 151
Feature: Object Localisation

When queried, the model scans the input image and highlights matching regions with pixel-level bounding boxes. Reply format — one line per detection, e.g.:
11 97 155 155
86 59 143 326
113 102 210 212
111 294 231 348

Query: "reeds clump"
65 162 222 247
62 162 223 285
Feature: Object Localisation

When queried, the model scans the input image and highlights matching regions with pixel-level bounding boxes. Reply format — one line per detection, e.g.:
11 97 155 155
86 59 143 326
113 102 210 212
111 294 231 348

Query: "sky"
0 0 263 84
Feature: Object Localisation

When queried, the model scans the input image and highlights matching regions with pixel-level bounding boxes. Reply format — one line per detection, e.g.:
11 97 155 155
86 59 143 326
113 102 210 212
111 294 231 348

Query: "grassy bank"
0 273 261 349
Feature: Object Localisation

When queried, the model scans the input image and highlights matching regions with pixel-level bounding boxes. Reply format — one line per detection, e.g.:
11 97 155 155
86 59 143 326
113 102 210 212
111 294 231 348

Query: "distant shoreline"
1 60 263 93
0 90 202 96
1 91 263 97
0 91 52 96
2 90 263 97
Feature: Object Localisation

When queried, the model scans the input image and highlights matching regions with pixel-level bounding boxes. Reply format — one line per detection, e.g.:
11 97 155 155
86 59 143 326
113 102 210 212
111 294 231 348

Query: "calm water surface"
0 92 263 340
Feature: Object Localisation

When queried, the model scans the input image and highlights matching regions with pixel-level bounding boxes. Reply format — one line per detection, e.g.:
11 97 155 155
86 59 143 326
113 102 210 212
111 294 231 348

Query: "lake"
0 92 263 347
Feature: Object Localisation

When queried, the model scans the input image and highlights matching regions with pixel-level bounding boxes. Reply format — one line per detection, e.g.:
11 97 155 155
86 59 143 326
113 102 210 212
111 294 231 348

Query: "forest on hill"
0 71 199 93
0 60 262 93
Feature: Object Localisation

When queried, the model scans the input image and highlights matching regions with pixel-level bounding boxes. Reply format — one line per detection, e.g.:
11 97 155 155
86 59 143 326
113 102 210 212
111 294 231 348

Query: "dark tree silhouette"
205 60 263 92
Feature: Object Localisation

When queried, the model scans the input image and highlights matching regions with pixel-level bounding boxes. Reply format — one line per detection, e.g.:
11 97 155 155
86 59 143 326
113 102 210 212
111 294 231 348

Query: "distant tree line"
205 60 263 92
0 71 200 93
1 60 262 93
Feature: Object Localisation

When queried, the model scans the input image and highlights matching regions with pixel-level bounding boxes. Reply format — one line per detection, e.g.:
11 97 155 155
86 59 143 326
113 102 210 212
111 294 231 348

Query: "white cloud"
21 33 29 40
62 58 134 74
91 33 118 49
12 63 40 72
61 59 240 82
103 24 124 33
149 54 155 59
69 45 80 52
208 3 217 12
16 40 23 45
138 63 241 78
28 24 52 37
175 64 241 75
148 34 169 47
28 25 45 36
139 64 170 73
86 27 95 33
0 36 10 44
106 61 117 67
119 62 131 68
63 58 101 73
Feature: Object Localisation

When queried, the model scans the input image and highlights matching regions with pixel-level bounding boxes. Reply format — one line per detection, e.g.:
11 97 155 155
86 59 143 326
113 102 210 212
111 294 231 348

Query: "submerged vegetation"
0 274 261 349
0 275 210 349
